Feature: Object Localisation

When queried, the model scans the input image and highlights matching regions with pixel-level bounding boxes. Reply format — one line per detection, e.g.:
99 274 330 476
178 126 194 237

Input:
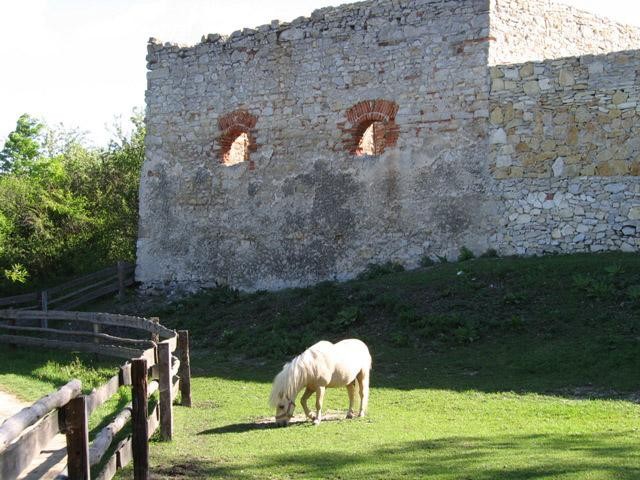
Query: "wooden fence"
0 262 135 311
0 309 191 480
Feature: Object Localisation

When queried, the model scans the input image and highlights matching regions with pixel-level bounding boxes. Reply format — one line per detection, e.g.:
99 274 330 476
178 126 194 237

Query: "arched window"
223 131 249 166
356 121 386 156
342 100 399 156
217 109 257 167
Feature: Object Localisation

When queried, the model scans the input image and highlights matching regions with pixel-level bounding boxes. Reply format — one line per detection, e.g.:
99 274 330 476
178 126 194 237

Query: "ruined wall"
488 49 640 254
489 0 640 65
138 0 493 291
139 0 640 292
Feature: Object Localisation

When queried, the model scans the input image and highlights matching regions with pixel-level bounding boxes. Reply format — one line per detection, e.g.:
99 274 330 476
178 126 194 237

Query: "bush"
458 246 475 262
420 255 435 267
480 248 498 258
357 261 405 280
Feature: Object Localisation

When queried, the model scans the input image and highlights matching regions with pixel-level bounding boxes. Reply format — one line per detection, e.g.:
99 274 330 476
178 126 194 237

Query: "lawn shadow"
198 411 345 435
189 336 640 404
153 431 640 479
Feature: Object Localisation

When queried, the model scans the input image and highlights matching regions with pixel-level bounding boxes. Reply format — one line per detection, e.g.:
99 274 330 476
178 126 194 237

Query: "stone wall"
138 0 493 291
488 49 640 254
139 0 640 292
489 0 640 65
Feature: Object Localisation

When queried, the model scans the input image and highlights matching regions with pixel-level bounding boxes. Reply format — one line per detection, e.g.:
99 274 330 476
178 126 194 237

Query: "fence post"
131 358 149 480
177 330 192 407
158 342 173 440
117 261 127 301
150 317 160 344
64 395 90 480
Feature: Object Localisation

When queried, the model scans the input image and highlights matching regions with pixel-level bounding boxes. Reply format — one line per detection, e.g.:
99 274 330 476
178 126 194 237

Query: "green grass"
143 371 638 479
0 346 132 478
3 252 640 479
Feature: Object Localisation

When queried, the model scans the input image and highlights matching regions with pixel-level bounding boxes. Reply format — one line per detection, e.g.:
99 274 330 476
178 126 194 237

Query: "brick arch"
340 99 400 155
216 109 258 167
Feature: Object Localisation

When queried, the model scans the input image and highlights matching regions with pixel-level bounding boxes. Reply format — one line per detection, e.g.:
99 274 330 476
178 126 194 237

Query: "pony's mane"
268 352 310 407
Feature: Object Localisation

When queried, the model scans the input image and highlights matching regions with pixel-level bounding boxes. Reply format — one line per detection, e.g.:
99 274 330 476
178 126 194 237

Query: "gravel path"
0 388 67 479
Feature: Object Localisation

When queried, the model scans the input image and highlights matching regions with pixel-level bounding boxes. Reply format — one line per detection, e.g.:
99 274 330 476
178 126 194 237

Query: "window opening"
356 121 386 156
223 132 249 166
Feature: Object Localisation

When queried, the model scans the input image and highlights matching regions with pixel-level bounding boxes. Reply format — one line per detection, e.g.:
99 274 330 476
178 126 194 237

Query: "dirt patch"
554 386 640 403
0 389 28 422
255 409 351 425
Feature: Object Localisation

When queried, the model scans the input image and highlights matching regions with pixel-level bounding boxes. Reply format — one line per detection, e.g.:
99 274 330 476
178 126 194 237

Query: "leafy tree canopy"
0 111 145 294
0 114 44 174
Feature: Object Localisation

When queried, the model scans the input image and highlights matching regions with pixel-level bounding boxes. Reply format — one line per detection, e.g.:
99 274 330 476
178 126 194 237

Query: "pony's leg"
357 369 370 417
313 386 326 425
346 381 356 419
300 387 315 420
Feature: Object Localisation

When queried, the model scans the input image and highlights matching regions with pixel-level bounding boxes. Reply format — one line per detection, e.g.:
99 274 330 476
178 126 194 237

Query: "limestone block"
629 206 640 220
552 157 564 177
490 107 504 125
558 69 575 87
523 81 540 96
538 78 552 90
612 90 628 105
490 128 507 144
575 106 590 123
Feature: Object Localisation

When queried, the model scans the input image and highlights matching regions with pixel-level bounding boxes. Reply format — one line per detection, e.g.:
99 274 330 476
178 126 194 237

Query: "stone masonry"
138 0 640 291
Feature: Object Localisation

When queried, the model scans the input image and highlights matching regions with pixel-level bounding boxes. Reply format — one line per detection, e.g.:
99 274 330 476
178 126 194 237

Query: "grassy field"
2 252 639 479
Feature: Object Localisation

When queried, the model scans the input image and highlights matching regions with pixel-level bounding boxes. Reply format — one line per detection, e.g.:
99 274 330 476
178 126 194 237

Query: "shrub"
420 255 435 267
332 306 360 330
480 248 498 258
357 261 405 280
626 285 640 302
502 292 527 305
458 246 475 262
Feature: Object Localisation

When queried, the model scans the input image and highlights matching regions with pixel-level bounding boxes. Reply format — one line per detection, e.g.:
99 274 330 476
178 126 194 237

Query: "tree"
0 114 43 173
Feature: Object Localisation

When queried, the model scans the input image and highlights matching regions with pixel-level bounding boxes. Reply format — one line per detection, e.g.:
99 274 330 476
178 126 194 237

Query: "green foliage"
357 261 405 280
502 292 527 305
626 285 640 301
0 112 144 293
420 255 435 267
333 306 360 330
480 248 498 258
436 254 449 264
572 272 617 300
0 114 43 173
458 246 475 262
4 263 29 284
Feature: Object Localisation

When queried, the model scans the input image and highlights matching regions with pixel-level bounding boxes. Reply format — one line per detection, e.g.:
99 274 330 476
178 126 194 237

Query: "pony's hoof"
346 412 354 419
307 414 316 421
358 412 366 418
312 418 321 426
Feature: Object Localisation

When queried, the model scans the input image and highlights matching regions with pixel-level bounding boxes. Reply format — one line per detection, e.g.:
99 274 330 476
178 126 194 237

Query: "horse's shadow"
198 422 276 435
198 413 346 435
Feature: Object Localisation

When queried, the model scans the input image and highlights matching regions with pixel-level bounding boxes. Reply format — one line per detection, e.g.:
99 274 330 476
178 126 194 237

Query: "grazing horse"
269 339 371 426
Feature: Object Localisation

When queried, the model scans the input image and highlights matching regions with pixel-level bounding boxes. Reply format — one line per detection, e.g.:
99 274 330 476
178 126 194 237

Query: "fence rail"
0 309 191 480
0 261 135 311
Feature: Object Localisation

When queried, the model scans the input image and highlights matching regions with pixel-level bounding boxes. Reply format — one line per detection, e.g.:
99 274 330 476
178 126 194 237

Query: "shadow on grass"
152 431 640 479
189 330 640 402
197 422 278 435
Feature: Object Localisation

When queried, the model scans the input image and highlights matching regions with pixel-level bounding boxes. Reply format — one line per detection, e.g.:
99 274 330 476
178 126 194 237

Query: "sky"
0 0 639 147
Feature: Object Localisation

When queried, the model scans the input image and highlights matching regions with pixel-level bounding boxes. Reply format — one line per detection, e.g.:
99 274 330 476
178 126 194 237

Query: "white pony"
269 338 371 426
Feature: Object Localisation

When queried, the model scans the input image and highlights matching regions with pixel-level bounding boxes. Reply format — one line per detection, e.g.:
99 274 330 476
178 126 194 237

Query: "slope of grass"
141 252 640 395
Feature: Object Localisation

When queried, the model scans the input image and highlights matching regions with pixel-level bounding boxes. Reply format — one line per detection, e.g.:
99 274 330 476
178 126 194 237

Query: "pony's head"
269 364 296 426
